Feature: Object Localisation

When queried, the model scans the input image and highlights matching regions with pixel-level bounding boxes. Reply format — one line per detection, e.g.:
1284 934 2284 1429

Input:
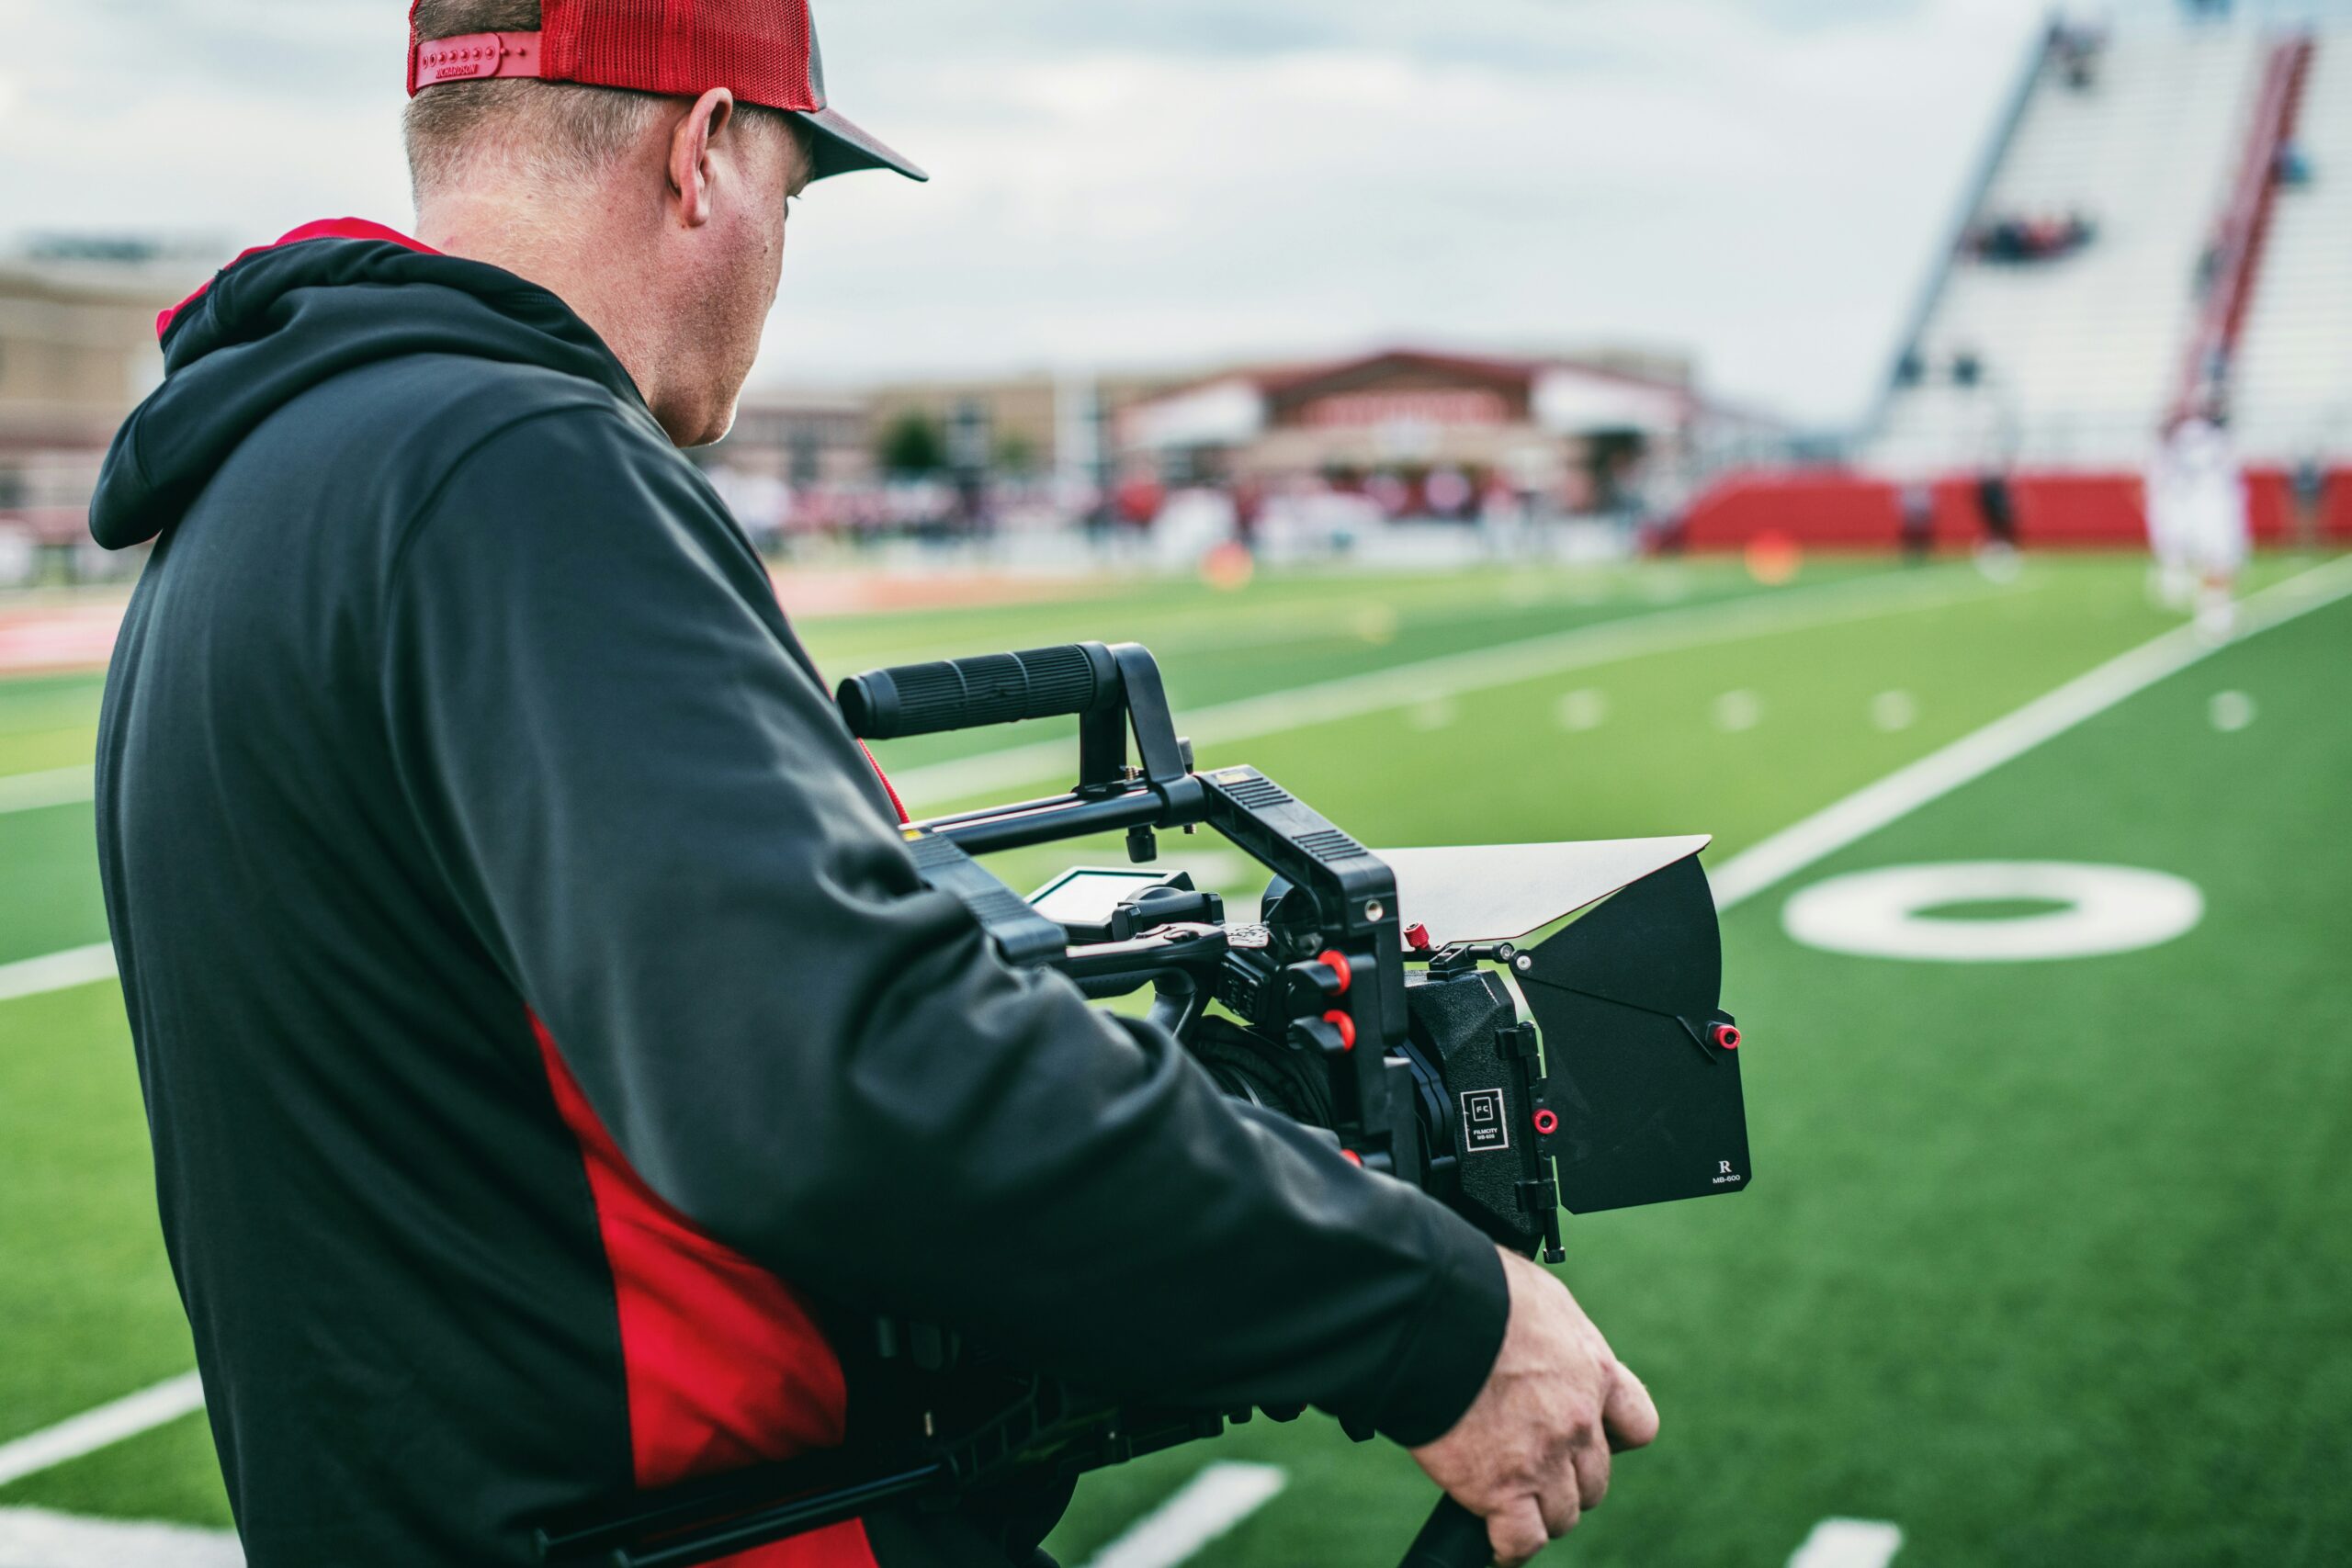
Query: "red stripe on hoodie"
860 744 910 823
531 1015 877 1568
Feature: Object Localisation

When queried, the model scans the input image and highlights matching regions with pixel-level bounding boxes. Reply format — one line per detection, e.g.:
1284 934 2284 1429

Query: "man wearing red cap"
88 5 1655 1566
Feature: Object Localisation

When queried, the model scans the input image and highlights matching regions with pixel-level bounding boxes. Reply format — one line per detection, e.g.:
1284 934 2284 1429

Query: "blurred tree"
994 432 1039 476
878 412 947 476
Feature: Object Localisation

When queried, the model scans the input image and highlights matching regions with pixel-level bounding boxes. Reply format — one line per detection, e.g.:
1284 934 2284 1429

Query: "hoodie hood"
92 220 643 549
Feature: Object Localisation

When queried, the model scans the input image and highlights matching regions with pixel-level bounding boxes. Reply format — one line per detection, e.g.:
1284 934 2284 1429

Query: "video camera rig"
537 642 1751 1568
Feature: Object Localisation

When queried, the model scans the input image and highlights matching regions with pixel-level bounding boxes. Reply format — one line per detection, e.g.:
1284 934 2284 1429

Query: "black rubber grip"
837 643 1119 740
1397 1496 1494 1568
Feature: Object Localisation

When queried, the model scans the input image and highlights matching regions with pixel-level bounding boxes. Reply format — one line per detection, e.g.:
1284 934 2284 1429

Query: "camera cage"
536 640 1750 1568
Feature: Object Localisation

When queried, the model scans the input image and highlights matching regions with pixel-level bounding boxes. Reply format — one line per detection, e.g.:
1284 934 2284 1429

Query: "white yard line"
1710 553 2352 913
1079 1461 1288 1568
0 767 94 817
0 944 117 1005
1787 1517 1905 1568
0 1508 242 1568
891 569 2014 807
0 1374 205 1490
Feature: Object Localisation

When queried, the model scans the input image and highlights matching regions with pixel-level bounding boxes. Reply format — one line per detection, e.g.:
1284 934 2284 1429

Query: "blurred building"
718 389 876 488
865 376 1061 479
1119 347 1780 514
707 367 1205 539
0 238 211 558
858 370 1207 478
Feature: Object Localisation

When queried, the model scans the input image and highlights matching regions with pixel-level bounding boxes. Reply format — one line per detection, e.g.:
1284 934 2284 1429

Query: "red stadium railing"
2171 32 2317 423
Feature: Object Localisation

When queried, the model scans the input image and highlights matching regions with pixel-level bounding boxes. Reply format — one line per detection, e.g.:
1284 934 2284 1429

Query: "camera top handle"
837 644 1123 741
841 640 1186 795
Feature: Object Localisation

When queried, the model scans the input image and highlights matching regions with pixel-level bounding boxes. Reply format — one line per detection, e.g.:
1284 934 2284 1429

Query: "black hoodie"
90 224 1508 1568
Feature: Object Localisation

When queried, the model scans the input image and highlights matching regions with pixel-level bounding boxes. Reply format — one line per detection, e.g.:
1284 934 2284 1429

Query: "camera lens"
1188 1019 1335 1131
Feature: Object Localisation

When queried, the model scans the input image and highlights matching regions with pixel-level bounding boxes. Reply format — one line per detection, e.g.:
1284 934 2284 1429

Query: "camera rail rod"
917 778 1204 858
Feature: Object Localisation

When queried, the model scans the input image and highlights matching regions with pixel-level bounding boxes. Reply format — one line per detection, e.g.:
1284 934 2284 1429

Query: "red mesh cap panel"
545 0 820 112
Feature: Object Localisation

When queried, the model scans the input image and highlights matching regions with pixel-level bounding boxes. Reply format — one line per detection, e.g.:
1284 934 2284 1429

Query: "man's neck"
416 195 673 434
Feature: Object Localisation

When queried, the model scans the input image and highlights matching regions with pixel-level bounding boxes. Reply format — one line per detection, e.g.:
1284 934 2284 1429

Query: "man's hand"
1409 1247 1660 1566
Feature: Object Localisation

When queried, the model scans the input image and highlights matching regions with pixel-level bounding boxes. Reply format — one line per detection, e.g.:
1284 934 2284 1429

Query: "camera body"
1061 863 1573 1262
537 641 1750 1568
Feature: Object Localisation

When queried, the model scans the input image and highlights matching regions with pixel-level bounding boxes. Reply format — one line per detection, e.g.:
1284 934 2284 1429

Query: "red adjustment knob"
1317 950 1353 994
1711 1023 1741 1051
1340 1149 1363 1168
1532 1109 1560 1136
1404 922 1432 952
1324 1010 1357 1053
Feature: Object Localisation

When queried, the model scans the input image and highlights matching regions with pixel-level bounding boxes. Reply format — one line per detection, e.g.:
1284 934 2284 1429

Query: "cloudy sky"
0 0 2054 424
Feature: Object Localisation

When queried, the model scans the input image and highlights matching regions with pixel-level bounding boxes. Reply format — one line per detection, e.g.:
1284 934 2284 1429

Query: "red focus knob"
1711 1023 1741 1051
1532 1109 1560 1136
1317 950 1353 994
1323 1010 1357 1053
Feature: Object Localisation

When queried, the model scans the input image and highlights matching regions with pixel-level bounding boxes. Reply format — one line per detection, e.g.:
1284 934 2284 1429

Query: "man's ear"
669 87 738 230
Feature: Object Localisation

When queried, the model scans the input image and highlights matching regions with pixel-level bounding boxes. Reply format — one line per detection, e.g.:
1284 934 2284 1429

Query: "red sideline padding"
1681 468 2352 552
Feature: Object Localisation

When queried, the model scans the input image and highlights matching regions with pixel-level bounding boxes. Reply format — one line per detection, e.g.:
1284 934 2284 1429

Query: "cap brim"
794 106 928 183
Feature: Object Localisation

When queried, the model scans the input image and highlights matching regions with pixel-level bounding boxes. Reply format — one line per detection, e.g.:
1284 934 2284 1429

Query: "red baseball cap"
407 1 926 184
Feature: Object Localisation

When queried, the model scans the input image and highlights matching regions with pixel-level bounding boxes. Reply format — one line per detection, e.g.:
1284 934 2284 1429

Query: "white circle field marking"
1714 689 1763 732
1782 861 2204 963
2210 690 2256 732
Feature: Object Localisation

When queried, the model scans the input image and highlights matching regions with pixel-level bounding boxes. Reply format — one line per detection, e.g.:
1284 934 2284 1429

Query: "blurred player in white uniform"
2146 412 2249 637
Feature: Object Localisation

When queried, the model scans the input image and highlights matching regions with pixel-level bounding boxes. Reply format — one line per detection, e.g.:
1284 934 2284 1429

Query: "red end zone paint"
530 1015 876 1568
1681 467 2352 549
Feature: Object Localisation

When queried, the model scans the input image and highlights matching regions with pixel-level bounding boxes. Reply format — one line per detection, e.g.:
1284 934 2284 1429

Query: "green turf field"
4 551 2347 1565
